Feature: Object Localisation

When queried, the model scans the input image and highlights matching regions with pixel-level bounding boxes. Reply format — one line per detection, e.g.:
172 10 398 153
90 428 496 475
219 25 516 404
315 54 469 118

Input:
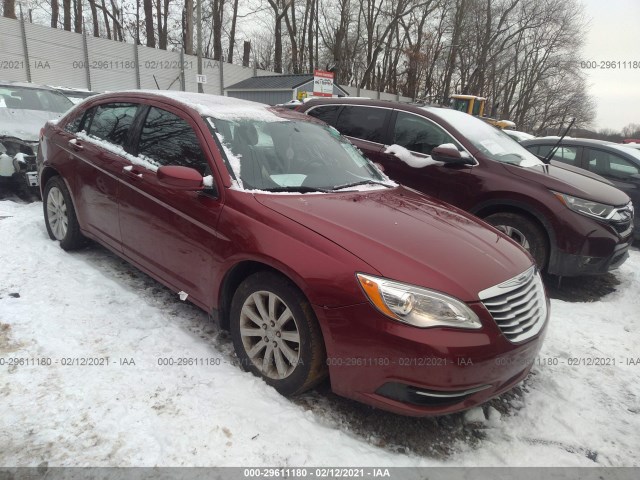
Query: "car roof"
522 137 615 147
0 80 60 92
302 97 449 117
76 90 323 124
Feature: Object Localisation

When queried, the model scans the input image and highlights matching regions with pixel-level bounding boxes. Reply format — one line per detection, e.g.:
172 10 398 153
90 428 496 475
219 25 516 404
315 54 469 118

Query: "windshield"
208 117 390 192
429 108 543 167
0 86 73 113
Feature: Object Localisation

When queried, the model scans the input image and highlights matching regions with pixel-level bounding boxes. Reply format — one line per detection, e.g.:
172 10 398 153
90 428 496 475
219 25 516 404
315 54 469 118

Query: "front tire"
484 212 548 270
230 271 327 396
43 176 85 251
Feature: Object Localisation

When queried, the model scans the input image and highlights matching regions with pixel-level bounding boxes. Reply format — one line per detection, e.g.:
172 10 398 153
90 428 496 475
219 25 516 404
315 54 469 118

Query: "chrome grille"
609 202 634 235
478 266 548 343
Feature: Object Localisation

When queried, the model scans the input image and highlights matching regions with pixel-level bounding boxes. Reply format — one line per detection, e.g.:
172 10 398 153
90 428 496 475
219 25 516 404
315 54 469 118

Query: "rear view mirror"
157 166 204 190
431 145 474 165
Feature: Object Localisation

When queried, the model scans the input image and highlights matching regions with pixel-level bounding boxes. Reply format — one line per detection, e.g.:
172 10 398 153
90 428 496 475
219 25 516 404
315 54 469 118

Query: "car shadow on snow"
543 272 620 303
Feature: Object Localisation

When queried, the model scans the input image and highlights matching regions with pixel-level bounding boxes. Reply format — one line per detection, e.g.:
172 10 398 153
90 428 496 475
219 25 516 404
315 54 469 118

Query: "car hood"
254 187 532 302
502 162 630 206
0 108 62 142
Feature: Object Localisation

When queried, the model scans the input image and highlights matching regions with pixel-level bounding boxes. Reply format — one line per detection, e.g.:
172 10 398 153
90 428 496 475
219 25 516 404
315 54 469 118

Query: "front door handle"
122 165 143 179
68 138 83 151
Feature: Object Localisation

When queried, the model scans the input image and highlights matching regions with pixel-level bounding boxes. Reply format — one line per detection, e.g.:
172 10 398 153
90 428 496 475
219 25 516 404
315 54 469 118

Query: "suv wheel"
484 213 548 270
43 176 85 250
230 271 327 396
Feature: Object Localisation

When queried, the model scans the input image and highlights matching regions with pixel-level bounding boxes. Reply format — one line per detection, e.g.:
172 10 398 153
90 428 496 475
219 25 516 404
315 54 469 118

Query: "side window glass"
87 103 138 147
138 107 208 175
64 111 85 133
336 106 389 143
537 145 578 165
585 148 639 178
307 105 341 126
392 111 456 155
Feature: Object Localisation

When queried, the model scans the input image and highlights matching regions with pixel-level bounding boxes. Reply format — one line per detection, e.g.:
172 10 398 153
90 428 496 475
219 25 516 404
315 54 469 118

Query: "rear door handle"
68 138 83 151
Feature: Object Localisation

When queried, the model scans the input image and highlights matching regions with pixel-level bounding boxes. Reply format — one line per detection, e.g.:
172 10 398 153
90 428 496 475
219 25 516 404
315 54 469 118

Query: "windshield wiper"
331 180 393 191
264 186 332 193
542 117 576 165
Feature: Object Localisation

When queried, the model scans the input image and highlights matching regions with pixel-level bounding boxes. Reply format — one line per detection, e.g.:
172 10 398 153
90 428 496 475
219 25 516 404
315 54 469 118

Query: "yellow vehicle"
450 94 516 130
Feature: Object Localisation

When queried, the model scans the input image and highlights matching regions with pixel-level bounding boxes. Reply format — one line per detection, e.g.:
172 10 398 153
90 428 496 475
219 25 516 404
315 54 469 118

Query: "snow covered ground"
1 198 639 467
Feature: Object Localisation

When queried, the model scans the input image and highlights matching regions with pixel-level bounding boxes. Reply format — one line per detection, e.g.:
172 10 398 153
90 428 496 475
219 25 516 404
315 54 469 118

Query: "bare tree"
184 0 193 54
88 0 100 36
143 0 155 47
63 0 71 30
51 0 59 26
267 0 290 73
228 0 240 63
2 0 16 19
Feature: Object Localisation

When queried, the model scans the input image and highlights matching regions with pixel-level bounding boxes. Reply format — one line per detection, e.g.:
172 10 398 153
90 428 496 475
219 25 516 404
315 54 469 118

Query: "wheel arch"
40 166 83 229
471 199 557 261
216 260 309 331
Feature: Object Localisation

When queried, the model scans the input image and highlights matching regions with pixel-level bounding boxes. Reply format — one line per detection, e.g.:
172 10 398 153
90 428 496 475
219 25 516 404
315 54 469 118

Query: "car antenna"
541 117 576 165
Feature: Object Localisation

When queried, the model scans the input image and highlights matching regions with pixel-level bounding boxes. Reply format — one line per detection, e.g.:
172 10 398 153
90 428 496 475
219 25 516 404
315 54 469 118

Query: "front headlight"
356 273 481 329
553 192 616 220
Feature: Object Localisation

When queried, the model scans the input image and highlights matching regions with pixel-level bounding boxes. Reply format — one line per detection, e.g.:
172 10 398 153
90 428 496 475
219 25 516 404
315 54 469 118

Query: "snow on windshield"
427 107 543 167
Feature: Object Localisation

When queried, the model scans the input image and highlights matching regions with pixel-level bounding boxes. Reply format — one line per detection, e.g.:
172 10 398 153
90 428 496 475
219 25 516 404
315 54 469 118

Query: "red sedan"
37 91 548 416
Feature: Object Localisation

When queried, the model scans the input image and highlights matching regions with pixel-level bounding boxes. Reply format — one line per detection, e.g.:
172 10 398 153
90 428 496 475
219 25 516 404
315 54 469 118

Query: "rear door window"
584 148 639 178
86 103 138 147
306 105 341 127
392 111 456 155
335 106 390 143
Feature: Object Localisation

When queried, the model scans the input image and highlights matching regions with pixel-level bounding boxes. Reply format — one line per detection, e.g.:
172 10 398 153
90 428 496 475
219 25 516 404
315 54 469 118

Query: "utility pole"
197 0 203 93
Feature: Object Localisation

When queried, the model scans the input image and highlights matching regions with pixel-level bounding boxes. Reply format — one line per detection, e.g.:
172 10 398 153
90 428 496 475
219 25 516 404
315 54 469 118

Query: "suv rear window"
336 106 389 143
306 105 341 126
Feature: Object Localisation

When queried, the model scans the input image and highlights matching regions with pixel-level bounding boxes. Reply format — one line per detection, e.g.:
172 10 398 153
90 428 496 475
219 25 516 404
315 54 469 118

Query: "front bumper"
550 240 631 276
314 301 547 416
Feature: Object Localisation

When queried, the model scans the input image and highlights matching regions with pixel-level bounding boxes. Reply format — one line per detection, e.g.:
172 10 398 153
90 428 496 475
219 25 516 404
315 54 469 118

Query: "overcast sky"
581 0 640 131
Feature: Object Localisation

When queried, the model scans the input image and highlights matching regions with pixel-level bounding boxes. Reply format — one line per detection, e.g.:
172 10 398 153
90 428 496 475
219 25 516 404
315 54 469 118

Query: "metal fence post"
133 42 141 89
82 32 92 91
19 7 32 82
180 49 186 91
219 58 224 95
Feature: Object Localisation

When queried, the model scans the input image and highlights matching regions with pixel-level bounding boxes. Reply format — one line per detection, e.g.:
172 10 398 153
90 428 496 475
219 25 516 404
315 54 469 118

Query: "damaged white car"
0 81 73 196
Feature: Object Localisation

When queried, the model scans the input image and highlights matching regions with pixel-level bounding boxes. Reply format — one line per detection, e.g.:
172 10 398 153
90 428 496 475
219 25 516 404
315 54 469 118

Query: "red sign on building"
313 70 334 97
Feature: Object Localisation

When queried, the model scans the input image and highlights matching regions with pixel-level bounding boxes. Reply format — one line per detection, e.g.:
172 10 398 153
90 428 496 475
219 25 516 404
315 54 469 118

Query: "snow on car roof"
117 90 285 122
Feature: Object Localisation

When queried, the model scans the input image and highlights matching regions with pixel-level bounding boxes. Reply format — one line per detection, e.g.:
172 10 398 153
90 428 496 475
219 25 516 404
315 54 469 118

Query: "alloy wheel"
239 291 301 380
47 186 68 241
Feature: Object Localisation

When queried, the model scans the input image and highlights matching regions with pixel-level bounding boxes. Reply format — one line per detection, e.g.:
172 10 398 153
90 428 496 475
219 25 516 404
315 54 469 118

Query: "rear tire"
484 212 548 270
230 271 327 396
43 176 85 251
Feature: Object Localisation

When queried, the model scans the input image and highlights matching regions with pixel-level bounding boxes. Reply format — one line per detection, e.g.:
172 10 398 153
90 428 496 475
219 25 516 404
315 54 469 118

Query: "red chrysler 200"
37 91 548 416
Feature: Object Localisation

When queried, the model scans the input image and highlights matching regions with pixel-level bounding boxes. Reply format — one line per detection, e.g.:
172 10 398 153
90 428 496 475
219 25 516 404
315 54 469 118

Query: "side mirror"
431 144 474 165
157 165 204 190
374 162 385 172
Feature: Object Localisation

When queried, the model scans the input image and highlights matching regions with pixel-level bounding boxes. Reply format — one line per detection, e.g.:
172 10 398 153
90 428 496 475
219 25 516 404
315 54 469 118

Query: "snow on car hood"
255 187 533 302
0 108 62 141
